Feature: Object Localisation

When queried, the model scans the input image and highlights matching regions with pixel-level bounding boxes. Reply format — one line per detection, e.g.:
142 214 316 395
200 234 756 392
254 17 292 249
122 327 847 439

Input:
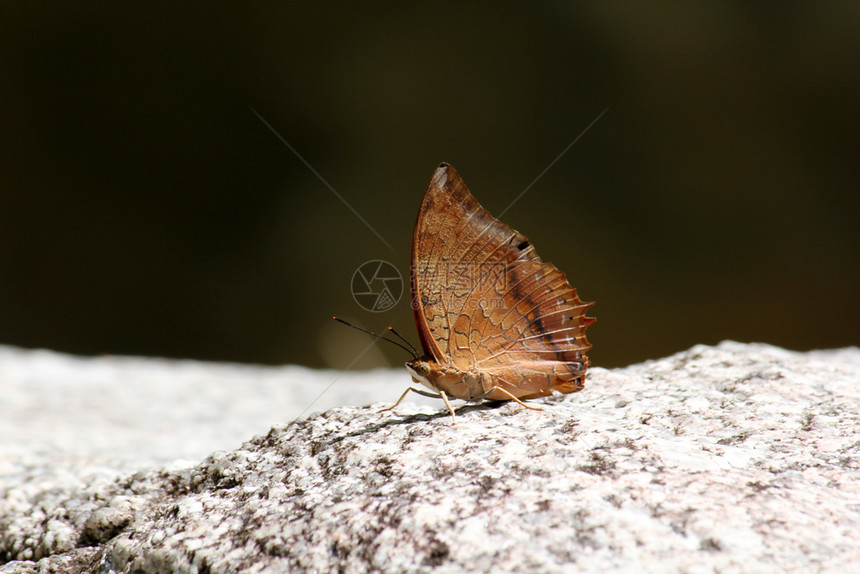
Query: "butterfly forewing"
411 163 593 398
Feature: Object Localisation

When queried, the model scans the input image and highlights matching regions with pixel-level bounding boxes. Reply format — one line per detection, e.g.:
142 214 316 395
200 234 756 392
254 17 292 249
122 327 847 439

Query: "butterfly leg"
379 387 459 425
380 387 443 413
478 387 544 411
438 390 457 426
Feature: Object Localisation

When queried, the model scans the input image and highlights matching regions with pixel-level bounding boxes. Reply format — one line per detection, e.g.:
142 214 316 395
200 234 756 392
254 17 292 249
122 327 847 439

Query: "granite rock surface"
1 342 859 573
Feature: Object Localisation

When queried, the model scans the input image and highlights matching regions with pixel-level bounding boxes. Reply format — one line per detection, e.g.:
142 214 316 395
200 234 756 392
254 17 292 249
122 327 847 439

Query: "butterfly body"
396 163 594 421
406 358 486 400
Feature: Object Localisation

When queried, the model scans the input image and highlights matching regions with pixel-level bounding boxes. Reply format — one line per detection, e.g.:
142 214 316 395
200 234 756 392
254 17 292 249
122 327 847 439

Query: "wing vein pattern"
411 163 593 397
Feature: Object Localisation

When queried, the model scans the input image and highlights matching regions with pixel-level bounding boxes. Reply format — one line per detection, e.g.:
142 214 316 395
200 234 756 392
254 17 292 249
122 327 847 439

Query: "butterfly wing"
411 163 593 396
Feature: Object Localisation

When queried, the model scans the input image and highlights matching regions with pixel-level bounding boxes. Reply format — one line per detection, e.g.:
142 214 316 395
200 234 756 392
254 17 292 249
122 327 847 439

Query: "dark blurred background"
1 3 857 370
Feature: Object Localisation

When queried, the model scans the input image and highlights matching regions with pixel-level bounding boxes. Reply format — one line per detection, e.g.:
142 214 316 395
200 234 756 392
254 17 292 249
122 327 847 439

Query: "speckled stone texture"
2 342 859 573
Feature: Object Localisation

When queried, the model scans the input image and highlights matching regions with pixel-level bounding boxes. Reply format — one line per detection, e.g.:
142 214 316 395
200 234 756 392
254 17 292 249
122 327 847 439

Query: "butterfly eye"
406 359 430 377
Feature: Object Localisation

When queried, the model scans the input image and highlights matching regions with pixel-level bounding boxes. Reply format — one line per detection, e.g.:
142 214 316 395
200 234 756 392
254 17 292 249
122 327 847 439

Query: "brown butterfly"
385 162 594 424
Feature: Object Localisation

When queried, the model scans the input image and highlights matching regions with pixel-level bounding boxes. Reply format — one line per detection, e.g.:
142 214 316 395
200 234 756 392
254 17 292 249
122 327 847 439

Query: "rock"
0 345 427 469
2 341 859 573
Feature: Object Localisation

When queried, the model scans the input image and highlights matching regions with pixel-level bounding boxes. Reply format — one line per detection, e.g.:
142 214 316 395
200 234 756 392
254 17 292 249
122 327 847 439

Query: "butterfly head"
405 358 435 391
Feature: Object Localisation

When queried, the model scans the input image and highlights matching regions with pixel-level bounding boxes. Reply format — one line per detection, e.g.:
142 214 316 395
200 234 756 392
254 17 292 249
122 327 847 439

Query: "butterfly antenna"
387 326 419 359
333 317 416 357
